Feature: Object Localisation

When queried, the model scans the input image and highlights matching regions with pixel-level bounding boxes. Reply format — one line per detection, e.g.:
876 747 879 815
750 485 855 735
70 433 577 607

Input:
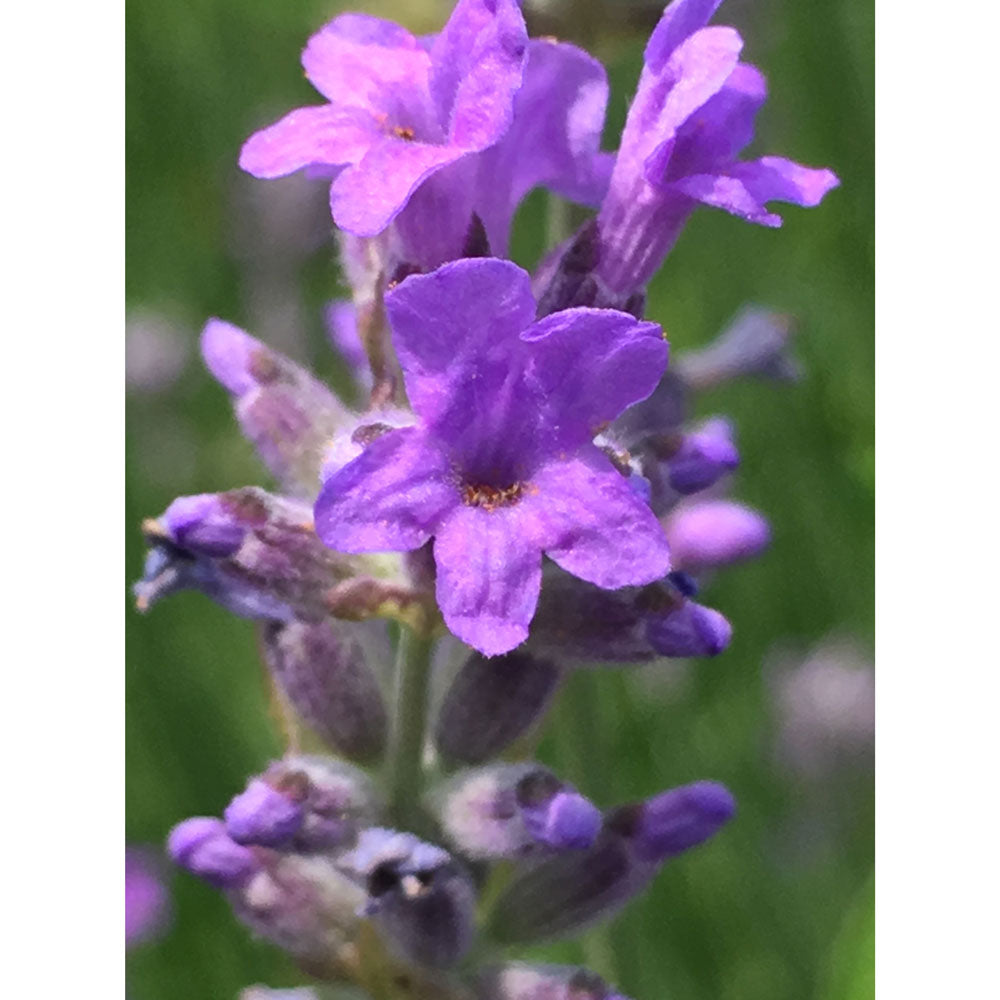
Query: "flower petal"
527 447 671 589
385 258 536 422
668 172 782 225
429 0 527 149
239 106 378 180
301 14 428 109
726 156 841 209
474 39 610 254
330 136 468 236
644 0 724 72
665 62 767 178
521 308 667 454
315 427 455 553
434 504 542 656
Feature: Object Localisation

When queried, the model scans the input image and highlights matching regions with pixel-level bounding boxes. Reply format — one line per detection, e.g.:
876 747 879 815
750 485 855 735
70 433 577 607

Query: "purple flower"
434 764 601 859
490 779 734 943
664 498 770 570
240 2 527 246
595 0 839 296
663 417 740 495
202 318 349 499
315 258 671 655
125 848 169 946
528 571 731 664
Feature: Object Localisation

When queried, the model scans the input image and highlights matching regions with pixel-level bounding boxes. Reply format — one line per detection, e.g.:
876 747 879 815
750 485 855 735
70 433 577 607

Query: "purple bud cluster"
132 0 838 996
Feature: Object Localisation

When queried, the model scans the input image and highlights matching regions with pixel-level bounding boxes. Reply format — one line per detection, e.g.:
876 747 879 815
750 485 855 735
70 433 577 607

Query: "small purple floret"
666 418 739 495
224 779 304 847
168 817 259 889
529 791 603 851
315 258 671 656
631 780 735 863
665 499 770 570
163 494 247 557
595 0 839 296
646 601 732 657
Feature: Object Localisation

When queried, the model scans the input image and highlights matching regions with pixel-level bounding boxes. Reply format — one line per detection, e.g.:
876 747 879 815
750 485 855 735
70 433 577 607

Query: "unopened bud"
608 781 736 864
490 781 734 943
134 488 365 621
434 652 561 765
340 828 477 968
675 307 801 388
225 755 380 852
201 318 349 498
433 765 601 860
168 817 259 889
663 418 740 495
263 620 388 761
645 600 732 658
664 500 770 571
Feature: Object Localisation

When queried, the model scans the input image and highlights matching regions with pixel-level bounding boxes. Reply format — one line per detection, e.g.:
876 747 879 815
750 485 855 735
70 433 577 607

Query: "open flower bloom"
315 258 671 655
595 0 839 296
240 2 610 268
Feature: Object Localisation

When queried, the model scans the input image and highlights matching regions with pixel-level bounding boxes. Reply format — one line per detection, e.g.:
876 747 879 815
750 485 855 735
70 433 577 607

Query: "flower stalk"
385 626 436 831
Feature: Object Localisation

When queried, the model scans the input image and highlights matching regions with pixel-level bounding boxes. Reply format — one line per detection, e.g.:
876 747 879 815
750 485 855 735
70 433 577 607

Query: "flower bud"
607 781 736 864
134 488 366 622
340 828 477 968
125 847 169 947
664 500 770 571
490 781 734 943
168 817 259 889
530 573 730 664
645 601 732 658
662 418 740 495
475 964 631 1000
675 307 801 388
433 765 601 860
433 651 561 765
225 755 380 852
262 620 388 761
201 318 349 499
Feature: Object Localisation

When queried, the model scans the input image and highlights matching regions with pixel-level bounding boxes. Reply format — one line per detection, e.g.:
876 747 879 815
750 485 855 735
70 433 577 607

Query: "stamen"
461 482 525 511
392 125 415 141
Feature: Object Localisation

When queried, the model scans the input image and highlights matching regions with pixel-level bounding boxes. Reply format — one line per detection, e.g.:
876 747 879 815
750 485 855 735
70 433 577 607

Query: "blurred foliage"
126 1 873 998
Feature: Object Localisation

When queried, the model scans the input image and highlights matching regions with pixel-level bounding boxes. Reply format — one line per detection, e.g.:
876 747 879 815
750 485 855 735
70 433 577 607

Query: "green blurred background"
126 1 873 997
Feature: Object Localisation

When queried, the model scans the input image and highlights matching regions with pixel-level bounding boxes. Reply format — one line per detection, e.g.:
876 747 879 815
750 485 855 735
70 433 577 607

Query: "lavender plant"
132 1 838 997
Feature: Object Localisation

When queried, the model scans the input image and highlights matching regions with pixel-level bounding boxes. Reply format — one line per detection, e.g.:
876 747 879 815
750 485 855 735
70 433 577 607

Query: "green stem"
385 626 435 828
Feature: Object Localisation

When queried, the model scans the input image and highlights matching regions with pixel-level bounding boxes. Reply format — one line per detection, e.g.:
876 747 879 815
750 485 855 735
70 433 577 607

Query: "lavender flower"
138 1 848 995
202 319 349 500
239 2 527 257
134 488 366 622
125 847 169 946
664 498 771 571
490 780 734 943
240 4 610 270
593 0 839 297
433 764 602 859
315 257 671 655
